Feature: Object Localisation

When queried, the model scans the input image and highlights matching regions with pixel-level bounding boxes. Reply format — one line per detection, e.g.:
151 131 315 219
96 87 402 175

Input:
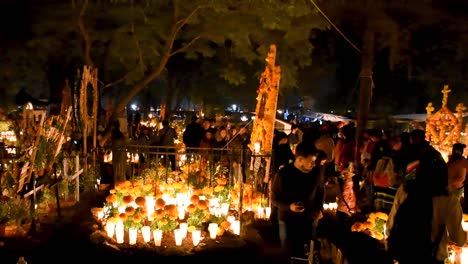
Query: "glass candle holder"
105 222 115 238
141 226 151 243
115 221 124 244
192 229 201 246
128 228 138 245
179 222 188 238
153 229 163 247
208 223 218 239
174 229 183 246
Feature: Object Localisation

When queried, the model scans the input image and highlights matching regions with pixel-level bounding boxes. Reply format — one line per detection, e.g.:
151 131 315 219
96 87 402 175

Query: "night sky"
0 0 467 117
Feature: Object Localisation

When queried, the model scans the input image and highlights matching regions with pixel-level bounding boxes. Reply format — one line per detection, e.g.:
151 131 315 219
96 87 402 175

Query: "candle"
178 206 185 220
174 229 183 246
192 229 201 246
265 207 271 219
146 196 155 220
141 226 151 243
153 229 163 246
105 222 116 238
115 221 124 244
462 222 468 232
221 203 230 215
179 222 188 238
128 227 138 245
460 247 468 264
227 216 236 227
232 220 240 235
208 223 218 239
257 207 264 219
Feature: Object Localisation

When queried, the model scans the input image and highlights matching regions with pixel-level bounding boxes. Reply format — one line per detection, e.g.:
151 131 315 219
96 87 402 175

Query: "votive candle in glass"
129 227 138 245
192 229 201 246
265 207 271 219
105 222 116 238
208 223 218 239
141 226 151 243
153 229 163 246
179 222 188 238
115 221 124 244
232 220 240 235
174 229 183 246
221 203 230 215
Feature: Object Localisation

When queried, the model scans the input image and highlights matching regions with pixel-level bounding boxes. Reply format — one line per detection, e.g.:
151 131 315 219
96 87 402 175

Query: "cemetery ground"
0 189 288 264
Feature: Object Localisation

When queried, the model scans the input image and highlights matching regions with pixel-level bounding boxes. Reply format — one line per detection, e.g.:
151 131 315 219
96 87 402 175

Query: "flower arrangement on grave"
186 197 210 231
150 205 178 232
351 211 388 241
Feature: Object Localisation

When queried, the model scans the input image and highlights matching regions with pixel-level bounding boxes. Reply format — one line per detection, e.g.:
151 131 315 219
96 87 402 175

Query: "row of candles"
104 217 241 246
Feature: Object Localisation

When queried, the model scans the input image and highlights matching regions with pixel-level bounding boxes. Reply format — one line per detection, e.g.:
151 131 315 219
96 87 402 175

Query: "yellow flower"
143 184 153 192
375 212 388 221
214 185 224 192
204 187 214 195
188 225 197 232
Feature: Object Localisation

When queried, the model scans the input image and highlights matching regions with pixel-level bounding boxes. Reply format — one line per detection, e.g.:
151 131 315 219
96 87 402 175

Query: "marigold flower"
187 204 196 213
155 198 166 209
105 194 117 203
190 195 200 204
122 195 134 205
135 196 146 207
214 185 224 193
197 200 208 210
125 206 136 215
154 209 165 219
119 213 127 220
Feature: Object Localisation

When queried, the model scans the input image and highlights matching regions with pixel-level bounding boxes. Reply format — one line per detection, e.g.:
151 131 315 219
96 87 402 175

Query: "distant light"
232 104 237 111
131 104 137 111
150 107 155 111
251 116 255 120
277 109 283 114
148 113 153 118
240 115 248 122
25 102 34 110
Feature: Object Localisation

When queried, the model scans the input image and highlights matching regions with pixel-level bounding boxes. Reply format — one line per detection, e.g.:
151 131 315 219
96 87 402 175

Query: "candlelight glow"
174 229 183 246
153 229 163 247
141 226 151 243
116 221 124 244
128 228 138 245
192 230 201 246
208 223 218 239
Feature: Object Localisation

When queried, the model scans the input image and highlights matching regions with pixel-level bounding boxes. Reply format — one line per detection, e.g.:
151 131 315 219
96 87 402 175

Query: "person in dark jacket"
183 115 204 152
271 142 325 258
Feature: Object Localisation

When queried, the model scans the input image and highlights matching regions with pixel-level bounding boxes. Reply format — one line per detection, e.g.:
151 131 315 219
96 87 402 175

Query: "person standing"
158 120 178 171
183 115 203 152
447 143 468 199
271 142 325 258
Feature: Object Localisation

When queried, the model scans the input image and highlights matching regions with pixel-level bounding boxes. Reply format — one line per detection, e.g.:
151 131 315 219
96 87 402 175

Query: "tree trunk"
355 29 375 164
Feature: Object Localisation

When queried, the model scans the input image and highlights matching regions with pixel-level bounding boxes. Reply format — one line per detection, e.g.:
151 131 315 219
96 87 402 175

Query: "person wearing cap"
447 143 468 199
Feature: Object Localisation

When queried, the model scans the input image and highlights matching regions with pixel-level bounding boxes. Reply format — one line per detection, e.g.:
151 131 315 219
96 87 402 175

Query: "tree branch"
131 22 145 75
166 6 202 53
100 71 133 91
77 0 93 66
170 36 202 56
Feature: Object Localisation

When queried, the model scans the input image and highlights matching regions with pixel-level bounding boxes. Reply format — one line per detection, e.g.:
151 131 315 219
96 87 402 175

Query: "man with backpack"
386 130 467 264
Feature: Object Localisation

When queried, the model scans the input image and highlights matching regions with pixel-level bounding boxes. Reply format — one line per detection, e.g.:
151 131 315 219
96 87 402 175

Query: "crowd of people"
106 114 468 263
